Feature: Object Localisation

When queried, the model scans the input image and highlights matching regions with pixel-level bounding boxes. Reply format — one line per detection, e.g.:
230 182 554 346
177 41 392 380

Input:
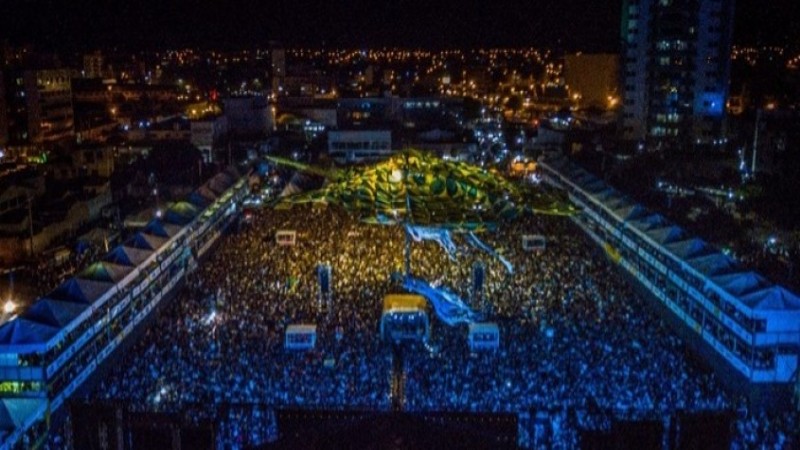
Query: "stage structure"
380 294 430 343
267 151 576 227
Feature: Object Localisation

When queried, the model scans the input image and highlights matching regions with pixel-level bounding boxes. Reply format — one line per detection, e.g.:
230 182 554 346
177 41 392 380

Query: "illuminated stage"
268 150 577 227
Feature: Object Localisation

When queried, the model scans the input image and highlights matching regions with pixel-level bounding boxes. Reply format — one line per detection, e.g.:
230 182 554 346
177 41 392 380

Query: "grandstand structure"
539 155 800 404
0 167 249 449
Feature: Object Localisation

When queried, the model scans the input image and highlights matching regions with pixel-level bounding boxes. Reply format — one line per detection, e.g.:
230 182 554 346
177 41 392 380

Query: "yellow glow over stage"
382 294 427 313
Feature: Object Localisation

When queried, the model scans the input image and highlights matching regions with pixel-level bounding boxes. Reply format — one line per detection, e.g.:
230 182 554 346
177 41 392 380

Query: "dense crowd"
65 201 798 449
402 215 732 447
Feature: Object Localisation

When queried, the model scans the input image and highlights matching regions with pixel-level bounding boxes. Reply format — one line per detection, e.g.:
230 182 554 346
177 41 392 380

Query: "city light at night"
0 1 798 449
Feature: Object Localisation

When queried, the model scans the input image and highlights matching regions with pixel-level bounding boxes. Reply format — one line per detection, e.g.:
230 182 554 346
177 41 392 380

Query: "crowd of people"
402 215 732 447
53 197 799 449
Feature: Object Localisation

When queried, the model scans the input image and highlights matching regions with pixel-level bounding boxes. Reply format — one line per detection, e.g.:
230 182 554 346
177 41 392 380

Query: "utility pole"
150 173 160 217
751 108 762 176
403 150 412 275
27 195 34 257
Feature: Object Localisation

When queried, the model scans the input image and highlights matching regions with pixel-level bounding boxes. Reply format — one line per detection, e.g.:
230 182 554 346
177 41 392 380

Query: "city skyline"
2 0 799 51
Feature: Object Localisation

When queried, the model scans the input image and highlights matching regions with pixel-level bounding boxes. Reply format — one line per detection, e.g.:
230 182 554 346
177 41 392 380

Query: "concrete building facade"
328 130 392 163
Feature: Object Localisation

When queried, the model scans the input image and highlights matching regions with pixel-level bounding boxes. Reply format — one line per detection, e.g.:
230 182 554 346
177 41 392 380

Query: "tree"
463 96 483 121
148 141 204 187
506 95 523 113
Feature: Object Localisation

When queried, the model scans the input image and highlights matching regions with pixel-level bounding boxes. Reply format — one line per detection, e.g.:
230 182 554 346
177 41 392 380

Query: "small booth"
285 324 317 350
468 322 500 351
522 235 546 252
380 294 430 343
276 230 297 246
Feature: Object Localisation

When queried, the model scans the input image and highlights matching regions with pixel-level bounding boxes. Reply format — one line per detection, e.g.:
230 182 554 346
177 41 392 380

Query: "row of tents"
0 165 243 445
0 166 242 350
542 155 800 314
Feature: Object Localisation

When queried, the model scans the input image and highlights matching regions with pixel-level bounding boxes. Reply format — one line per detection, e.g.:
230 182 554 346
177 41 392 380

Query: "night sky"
2 0 798 51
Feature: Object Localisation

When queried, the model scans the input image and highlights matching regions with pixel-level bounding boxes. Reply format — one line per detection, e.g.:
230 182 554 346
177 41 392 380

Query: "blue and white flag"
402 275 480 326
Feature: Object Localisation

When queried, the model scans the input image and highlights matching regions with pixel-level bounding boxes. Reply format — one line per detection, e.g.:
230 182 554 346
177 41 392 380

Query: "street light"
3 300 16 315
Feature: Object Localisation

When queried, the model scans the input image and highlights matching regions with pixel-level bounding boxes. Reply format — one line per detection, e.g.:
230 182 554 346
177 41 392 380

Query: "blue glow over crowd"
44 200 798 449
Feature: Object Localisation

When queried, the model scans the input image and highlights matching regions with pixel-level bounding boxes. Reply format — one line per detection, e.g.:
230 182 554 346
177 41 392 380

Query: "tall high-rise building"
620 0 735 150
271 46 286 94
0 70 7 147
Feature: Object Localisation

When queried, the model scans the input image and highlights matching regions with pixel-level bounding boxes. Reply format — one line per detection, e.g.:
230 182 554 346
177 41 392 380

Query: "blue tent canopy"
740 286 800 311
163 202 199 226
573 175 595 188
0 398 47 432
595 188 621 202
0 319 60 345
604 196 630 211
143 219 182 238
79 261 133 284
583 180 607 194
22 299 88 328
614 204 648 221
48 278 114 304
646 226 686 245
712 272 771 297
571 168 593 181
104 245 152 267
187 187 216 208
143 220 171 238
687 253 738 277
125 233 166 251
187 194 209 209
163 211 193 226
630 214 669 232
665 238 713 260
